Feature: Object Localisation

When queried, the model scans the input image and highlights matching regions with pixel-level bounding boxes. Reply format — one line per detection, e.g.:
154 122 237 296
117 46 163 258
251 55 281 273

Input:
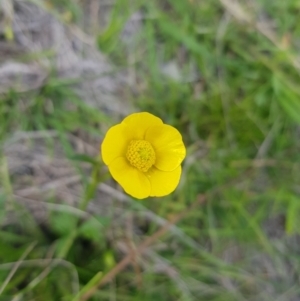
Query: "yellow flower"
101 112 186 199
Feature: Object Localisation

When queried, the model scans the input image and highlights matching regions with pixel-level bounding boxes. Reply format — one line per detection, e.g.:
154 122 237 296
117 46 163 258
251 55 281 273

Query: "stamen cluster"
126 140 156 172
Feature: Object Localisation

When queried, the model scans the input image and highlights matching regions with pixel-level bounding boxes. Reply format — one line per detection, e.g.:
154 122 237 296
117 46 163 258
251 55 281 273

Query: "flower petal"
108 157 151 199
147 166 182 197
145 124 186 171
122 112 163 140
101 124 131 165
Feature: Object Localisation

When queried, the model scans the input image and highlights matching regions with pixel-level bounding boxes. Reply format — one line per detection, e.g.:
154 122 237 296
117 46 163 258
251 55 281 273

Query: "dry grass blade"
0 241 37 295
15 175 81 197
0 258 80 295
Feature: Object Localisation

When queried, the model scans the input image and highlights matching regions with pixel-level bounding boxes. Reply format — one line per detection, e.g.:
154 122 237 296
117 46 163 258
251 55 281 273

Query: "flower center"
126 140 156 172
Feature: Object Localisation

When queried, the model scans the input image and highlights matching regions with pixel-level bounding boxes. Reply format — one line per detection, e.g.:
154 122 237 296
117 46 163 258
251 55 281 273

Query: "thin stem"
79 163 101 211
58 160 102 259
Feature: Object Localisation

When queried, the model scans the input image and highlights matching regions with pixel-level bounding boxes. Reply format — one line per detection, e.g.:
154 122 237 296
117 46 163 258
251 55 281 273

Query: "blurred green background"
1 0 300 300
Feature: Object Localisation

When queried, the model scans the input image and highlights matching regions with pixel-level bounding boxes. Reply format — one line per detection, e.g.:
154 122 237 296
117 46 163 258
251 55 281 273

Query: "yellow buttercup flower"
101 112 186 199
